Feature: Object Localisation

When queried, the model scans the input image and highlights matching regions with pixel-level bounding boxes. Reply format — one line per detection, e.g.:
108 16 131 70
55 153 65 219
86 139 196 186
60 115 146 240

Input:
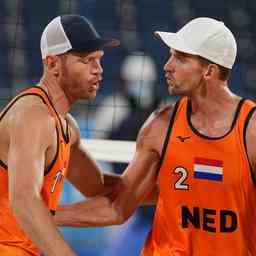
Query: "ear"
203 64 218 81
44 55 60 76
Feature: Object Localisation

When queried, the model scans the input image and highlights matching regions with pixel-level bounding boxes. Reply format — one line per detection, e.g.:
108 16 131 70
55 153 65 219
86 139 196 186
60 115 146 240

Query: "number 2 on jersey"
174 167 189 190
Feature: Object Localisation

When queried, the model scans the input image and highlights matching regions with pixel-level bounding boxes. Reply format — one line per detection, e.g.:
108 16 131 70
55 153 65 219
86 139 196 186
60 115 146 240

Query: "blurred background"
0 0 255 255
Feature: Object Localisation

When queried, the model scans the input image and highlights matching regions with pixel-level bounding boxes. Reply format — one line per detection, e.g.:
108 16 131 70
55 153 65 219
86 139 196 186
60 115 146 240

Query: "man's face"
59 50 104 101
164 50 205 96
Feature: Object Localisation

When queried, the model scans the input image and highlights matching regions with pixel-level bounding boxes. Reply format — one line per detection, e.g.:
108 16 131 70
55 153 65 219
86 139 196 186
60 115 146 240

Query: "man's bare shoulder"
140 104 174 136
136 104 175 153
245 109 256 142
6 95 56 142
6 95 50 117
245 109 256 178
154 104 174 122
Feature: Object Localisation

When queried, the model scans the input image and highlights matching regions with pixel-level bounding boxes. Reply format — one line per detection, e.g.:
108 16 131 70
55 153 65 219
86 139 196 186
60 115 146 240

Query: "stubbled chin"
168 85 182 96
168 87 174 95
76 91 97 101
168 83 175 95
88 91 97 100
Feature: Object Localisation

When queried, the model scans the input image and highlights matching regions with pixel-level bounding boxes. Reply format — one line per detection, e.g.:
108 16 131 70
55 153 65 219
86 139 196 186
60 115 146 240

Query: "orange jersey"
141 97 256 256
0 87 71 255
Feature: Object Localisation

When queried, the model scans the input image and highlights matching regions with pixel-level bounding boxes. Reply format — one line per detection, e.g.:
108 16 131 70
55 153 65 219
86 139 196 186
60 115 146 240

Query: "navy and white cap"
40 15 120 59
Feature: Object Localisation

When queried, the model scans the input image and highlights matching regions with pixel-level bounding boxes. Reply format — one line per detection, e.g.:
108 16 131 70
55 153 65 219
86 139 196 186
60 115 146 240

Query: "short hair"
197 56 230 81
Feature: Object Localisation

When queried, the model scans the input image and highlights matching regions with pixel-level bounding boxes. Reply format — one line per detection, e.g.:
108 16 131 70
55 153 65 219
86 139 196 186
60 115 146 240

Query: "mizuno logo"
176 136 191 142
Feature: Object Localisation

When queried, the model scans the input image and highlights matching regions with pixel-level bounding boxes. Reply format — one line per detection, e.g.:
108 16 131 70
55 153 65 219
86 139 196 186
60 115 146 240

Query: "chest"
190 114 234 138
158 115 251 203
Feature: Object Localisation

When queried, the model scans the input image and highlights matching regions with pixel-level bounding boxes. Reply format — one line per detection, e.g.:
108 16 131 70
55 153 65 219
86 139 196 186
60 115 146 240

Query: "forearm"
68 169 121 198
68 144 106 197
12 195 75 256
55 197 123 227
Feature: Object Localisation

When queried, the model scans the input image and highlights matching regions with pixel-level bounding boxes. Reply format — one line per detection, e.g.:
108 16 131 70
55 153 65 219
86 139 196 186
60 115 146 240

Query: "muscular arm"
245 110 256 180
56 148 159 227
66 114 121 197
55 109 168 227
8 104 75 255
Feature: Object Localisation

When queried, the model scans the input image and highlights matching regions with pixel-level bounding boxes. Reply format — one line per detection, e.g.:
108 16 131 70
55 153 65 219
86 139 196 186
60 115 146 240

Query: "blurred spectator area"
1 1 256 104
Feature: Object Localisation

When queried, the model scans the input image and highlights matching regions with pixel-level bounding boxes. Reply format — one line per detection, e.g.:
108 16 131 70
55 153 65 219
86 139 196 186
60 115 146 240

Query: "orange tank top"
141 97 256 256
0 86 71 255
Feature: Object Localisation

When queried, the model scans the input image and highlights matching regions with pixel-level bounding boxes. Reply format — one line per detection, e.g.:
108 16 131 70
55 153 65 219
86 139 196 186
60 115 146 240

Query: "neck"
38 75 70 115
189 81 240 117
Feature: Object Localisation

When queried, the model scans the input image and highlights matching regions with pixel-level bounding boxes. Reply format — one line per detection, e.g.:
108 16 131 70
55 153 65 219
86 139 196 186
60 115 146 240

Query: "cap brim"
154 31 197 55
72 38 120 54
100 38 120 48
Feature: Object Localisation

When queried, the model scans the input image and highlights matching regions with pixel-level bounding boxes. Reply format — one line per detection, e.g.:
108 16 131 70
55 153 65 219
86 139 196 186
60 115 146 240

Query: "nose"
164 55 174 73
97 62 103 75
93 60 103 75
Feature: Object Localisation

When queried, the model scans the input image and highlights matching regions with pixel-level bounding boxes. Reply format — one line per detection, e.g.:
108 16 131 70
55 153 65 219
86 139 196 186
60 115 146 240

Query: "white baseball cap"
155 17 237 69
41 15 120 59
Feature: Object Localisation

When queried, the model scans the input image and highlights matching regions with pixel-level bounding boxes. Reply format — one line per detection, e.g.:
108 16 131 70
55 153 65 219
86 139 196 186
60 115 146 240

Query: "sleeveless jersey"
0 86 71 255
141 97 256 256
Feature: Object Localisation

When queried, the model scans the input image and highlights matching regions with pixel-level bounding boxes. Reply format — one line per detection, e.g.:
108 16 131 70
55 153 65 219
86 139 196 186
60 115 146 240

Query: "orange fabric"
0 87 71 255
141 97 256 256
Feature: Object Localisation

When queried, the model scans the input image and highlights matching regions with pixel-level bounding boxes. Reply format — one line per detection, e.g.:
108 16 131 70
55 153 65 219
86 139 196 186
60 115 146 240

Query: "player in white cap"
55 17 256 255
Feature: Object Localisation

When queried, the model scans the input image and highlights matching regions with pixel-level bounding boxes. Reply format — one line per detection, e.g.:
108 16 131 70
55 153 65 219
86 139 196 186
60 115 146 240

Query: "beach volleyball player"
56 17 256 255
0 15 119 255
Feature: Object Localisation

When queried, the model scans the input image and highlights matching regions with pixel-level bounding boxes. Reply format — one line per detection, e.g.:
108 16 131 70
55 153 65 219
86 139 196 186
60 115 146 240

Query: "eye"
176 55 182 61
176 56 185 64
80 59 90 64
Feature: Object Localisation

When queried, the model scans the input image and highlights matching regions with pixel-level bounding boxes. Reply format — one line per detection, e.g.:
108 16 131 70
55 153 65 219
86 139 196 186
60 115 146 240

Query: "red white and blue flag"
194 157 223 181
